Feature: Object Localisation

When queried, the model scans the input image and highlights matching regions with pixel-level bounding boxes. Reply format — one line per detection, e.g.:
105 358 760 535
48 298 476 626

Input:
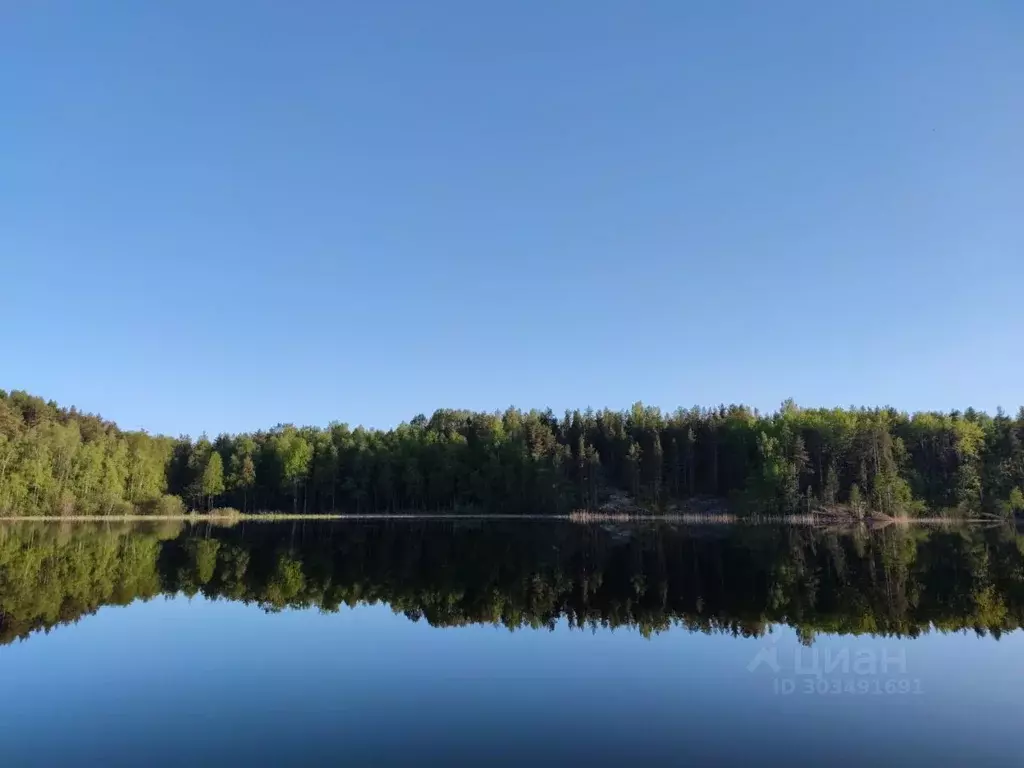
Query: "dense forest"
1 521 1022 646
2 389 1024 517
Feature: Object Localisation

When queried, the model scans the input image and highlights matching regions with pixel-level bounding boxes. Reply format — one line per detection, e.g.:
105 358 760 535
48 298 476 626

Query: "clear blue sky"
3 2 1022 437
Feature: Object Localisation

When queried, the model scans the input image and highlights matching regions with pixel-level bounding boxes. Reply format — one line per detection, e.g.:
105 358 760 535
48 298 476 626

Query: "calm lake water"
1 520 1022 766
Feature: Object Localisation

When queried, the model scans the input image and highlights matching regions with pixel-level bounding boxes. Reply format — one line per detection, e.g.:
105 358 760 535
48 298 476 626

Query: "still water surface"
0 520 1021 765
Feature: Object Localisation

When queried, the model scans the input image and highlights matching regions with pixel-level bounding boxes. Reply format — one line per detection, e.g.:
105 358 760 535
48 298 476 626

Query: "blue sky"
3 1 1022 437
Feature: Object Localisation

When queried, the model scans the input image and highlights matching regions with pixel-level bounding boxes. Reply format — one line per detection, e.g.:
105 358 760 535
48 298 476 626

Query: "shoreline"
0 511 999 525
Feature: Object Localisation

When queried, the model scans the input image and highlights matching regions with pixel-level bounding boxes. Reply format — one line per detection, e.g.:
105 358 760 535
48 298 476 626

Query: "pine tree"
625 442 641 500
823 462 840 506
650 432 664 502
684 428 696 495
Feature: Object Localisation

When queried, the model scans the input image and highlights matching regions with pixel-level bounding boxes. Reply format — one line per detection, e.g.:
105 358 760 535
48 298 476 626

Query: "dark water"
1 520 1022 766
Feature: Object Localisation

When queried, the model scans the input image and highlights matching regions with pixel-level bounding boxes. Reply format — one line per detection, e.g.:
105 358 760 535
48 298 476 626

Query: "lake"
1 520 1021 766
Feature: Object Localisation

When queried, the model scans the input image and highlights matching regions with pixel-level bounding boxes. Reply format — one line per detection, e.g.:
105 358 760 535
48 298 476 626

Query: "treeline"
3 389 1024 517
2 521 1022 645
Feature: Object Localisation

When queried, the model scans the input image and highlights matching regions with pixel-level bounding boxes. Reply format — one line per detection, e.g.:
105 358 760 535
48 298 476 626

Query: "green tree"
229 439 257 512
849 483 863 517
273 429 312 513
6 387 1024 520
201 452 225 510
1009 487 1024 517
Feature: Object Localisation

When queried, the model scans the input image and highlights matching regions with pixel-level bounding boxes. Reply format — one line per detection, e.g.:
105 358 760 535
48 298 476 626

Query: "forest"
2 389 1024 517
1 520 1021 646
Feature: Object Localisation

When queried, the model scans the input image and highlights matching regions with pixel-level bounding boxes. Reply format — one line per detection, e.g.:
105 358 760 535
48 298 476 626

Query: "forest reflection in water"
2 518 1022 646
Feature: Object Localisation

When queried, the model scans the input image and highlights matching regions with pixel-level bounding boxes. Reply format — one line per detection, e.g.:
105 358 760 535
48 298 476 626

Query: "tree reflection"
3 521 1024 646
